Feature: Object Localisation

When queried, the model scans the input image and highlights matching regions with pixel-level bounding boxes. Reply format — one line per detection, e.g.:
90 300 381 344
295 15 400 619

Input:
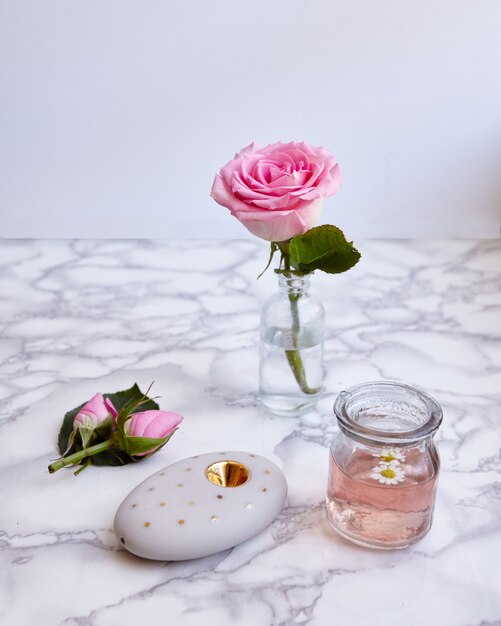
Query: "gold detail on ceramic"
205 460 251 488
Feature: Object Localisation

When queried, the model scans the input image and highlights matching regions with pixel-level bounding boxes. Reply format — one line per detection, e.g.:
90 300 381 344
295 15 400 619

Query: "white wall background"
1 0 500 239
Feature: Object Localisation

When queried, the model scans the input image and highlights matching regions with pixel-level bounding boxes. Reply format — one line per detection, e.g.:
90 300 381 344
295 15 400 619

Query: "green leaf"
124 432 174 457
105 384 159 415
57 402 85 456
257 242 279 279
91 449 131 467
93 416 113 441
59 428 77 457
78 415 113 450
289 225 361 275
79 425 94 450
108 384 160 432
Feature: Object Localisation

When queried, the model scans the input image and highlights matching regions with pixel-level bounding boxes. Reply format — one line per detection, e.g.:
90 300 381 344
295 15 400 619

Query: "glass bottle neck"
278 274 311 296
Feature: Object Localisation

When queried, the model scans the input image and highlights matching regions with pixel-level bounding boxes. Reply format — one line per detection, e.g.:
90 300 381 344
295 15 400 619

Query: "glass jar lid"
333 381 443 445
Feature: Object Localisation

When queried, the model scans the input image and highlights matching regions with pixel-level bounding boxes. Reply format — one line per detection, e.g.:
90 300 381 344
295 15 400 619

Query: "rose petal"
104 397 118 418
243 193 302 210
210 175 252 214
74 393 113 428
235 200 322 241
231 172 302 202
127 410 183 439
126 411 157 437
143 412 183 439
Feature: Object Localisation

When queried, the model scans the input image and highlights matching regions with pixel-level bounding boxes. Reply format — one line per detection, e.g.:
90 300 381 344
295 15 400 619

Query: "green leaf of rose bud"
57 402 85 456
79 425 95 450
123 433 173 457
289 224 361 275
92 416 113 441
106 383 159 430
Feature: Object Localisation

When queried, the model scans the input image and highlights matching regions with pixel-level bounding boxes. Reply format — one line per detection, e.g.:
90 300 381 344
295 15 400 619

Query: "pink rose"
211 141 341 242
125 410 183 456
74 393 117 429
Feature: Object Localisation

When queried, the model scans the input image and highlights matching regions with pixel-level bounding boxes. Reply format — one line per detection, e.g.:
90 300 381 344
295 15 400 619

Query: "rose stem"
48 440 113 474
283 255 319 395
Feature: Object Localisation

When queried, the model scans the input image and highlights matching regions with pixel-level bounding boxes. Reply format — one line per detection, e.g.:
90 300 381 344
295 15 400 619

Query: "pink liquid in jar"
326 444 439 549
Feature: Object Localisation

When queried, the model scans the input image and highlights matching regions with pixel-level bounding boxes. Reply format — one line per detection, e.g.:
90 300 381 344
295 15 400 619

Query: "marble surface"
1 239 500 626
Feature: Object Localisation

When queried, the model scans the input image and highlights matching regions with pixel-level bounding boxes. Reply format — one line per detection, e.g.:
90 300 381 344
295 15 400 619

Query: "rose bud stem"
48 439 113 474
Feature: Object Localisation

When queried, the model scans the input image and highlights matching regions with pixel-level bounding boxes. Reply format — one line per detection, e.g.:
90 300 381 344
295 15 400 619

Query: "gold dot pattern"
159 502 166 507
188 500 195 505
178 519 185 525
211 515 218 523
261 488 267 492
144 521 150 527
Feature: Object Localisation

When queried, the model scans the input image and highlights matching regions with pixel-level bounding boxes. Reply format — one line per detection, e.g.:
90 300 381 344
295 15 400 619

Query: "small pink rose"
211 141 341 242
74 393 118 429
125 410 183 456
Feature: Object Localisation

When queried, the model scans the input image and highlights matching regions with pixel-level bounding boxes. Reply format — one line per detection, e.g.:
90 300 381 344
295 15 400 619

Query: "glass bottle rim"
277 273 311 286
333 381 443 445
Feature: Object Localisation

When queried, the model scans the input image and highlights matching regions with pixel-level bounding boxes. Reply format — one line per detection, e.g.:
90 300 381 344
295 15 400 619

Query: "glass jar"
326 381 442 549
259 274 324 416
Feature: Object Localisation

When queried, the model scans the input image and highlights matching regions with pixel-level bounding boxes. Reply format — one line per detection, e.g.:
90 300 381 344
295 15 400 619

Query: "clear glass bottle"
326 381 442 549
259 274 324 416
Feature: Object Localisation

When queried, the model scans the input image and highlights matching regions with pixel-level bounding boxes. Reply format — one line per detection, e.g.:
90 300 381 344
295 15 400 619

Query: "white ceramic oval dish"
114 451 288 561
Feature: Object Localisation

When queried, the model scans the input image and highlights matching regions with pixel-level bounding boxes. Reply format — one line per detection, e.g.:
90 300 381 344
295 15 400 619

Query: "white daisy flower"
374 448 406 464
377 459 401 468
371 464 406 485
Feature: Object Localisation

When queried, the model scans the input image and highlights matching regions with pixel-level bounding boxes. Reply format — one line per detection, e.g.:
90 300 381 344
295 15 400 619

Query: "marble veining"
0 239 500 626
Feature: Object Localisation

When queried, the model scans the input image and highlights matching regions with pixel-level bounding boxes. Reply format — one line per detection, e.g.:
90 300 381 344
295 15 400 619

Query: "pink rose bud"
74 393 118 429
125 410 183 456
211 141 341 242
